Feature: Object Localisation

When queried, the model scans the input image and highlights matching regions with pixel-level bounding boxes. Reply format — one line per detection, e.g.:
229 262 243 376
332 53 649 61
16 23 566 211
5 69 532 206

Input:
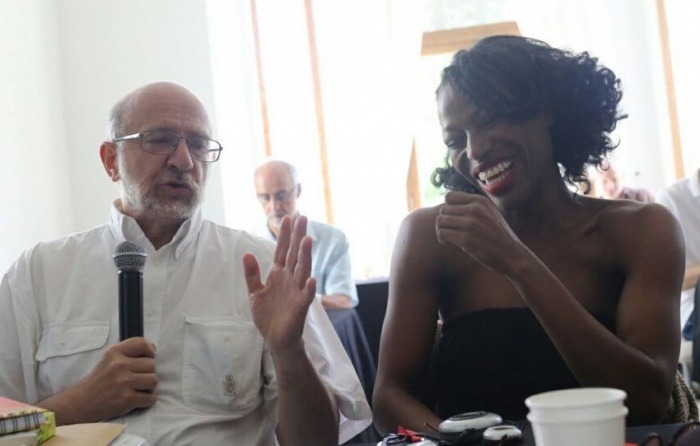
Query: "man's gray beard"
119 166 202 221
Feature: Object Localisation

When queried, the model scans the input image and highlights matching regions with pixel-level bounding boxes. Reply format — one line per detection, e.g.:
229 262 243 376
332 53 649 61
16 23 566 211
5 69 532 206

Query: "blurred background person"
657 167 700 344
253 159 358 309
592 158 655 202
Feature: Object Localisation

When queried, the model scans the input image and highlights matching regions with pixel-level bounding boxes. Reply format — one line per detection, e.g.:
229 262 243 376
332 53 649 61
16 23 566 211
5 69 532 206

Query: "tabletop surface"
345 422 686 446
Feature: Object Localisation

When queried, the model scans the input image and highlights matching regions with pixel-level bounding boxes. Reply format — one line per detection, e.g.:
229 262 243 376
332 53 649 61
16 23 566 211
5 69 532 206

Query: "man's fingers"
303 277 317 306
130 357 156 374
242 253 264 293
286 215 307 272
294 236 313 285
273 216 292 266
118 337 156 358
132 389 158 408
131 373 159 393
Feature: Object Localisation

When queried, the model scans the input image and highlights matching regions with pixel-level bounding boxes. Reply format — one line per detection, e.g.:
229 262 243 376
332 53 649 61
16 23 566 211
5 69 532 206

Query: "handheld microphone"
113 241 148 341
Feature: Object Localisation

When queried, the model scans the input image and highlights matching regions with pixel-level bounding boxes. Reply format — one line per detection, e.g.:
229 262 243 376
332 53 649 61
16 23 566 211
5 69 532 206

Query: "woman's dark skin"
373 81 684 434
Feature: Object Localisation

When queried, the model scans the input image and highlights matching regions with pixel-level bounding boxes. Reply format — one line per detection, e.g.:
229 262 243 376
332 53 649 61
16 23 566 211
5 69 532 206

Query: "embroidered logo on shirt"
223 373 237 397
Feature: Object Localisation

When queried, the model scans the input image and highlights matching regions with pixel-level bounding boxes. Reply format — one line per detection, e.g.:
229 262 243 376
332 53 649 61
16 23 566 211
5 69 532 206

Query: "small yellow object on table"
42 423 125 446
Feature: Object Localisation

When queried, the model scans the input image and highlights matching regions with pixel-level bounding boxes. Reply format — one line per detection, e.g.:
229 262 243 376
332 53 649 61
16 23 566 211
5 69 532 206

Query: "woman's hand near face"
436 191 530 275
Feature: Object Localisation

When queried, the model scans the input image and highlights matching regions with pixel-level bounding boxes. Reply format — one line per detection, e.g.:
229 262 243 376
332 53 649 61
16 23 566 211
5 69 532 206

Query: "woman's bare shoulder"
393 205 453 269
404 205 440 224
593 199 683 255
596 199 677 232
397 206 441 243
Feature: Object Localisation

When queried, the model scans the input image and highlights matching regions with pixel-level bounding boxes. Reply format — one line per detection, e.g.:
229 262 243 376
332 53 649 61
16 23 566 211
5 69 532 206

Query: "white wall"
0 0 73 273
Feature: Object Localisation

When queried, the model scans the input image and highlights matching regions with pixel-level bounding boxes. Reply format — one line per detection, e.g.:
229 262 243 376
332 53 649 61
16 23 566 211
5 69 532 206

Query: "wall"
0 0 73 273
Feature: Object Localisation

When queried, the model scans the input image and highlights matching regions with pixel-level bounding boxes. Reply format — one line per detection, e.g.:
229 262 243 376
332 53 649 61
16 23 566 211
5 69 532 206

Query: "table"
326 308 381 444
43 423 148 445
345 422 686 445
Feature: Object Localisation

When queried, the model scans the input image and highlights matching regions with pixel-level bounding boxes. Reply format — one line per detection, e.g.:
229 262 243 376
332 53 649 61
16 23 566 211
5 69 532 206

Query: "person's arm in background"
321 294 354 309
682 264 700 290
655 190 696 290
618 187 655 203
318 228 359 309
244 216 339 446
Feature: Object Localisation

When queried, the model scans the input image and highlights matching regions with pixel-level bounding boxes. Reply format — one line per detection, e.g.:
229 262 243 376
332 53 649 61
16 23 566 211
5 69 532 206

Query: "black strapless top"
434 307 616 421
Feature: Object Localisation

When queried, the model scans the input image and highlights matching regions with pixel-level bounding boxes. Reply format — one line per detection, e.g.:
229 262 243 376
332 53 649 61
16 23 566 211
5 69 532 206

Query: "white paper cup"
525 388 627 446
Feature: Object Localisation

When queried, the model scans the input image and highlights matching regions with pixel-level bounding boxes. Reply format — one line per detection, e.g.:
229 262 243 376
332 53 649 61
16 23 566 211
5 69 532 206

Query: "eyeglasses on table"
639 420 700 446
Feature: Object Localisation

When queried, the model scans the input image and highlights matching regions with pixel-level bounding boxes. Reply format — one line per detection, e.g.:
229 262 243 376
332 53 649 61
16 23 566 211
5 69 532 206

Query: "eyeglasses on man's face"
256 187 297 204
114 130 223 163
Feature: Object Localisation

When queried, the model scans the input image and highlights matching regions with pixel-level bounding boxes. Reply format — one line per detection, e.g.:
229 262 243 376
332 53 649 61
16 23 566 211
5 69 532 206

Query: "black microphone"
113 241 148 341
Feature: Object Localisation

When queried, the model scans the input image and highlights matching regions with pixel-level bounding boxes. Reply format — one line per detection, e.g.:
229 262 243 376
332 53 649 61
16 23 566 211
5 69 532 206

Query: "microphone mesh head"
113 241 148 271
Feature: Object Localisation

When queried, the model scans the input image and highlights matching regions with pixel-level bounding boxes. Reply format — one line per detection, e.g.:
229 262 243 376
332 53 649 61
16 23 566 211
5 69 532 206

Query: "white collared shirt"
0 202 371 445
657 170 700 328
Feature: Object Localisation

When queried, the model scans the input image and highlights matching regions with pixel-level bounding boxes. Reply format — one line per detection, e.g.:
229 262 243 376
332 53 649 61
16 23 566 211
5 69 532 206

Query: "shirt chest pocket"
182 316 265 415
35 322 110 393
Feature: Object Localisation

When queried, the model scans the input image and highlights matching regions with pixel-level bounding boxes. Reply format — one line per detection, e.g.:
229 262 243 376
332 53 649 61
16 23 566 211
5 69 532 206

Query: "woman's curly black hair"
431 35 627 193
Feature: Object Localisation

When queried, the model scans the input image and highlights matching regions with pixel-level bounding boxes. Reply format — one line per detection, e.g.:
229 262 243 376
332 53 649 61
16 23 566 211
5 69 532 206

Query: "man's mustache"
156 173 198 189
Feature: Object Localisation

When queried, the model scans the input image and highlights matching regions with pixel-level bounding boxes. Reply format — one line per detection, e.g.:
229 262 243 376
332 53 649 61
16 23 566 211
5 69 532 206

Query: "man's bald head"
107 82 210 139
254 160 299 186
254 159 301 237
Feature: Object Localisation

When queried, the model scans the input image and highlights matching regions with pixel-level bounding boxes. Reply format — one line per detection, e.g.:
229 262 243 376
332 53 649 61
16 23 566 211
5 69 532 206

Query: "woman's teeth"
478 161 513 183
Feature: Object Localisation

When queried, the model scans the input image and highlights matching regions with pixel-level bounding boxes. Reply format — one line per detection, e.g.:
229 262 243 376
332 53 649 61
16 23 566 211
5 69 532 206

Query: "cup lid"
525 387 626 409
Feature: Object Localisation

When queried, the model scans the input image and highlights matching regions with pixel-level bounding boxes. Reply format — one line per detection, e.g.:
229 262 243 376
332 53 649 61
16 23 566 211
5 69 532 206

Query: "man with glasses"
253 159 359 309
0 82 371 445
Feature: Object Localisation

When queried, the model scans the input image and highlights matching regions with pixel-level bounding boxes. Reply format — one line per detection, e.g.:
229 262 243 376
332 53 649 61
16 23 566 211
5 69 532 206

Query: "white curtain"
666 0 700 176
309 0 426 278
208 0 426 279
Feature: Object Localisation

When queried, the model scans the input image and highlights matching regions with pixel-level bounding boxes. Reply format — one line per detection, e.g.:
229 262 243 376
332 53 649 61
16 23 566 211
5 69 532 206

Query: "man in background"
657 168 700 342
0 82 371 445
592 158 655 202
253 159 358 309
